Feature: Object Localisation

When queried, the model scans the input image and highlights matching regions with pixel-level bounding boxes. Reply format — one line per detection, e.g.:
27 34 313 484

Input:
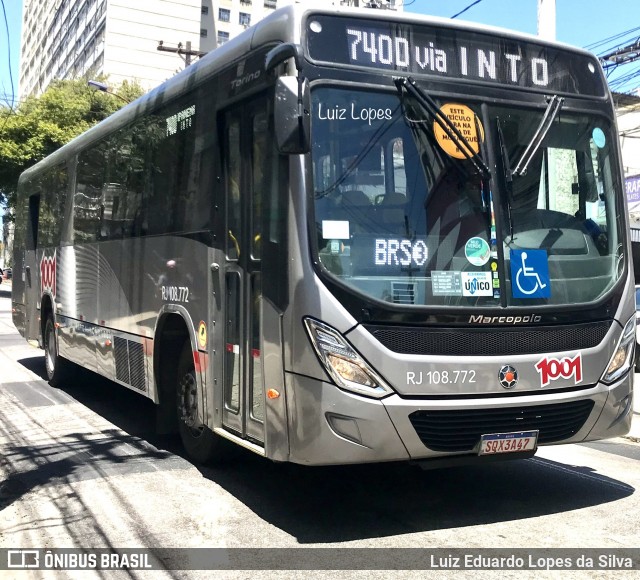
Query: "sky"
1 0 640 107
408 0 640 93
0 0 20 108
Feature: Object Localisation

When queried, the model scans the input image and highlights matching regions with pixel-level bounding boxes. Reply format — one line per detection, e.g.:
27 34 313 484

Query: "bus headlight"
304 318 394 399
602 315 636 384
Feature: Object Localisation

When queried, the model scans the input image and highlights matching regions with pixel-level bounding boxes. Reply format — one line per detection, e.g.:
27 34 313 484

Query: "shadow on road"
13 354 636 544
199 448 634 543
17 354 184 455
2 356 188 513
18 354 48 381
0 427 180 510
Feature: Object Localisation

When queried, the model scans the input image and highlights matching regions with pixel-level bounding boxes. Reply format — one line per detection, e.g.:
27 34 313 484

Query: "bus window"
76 144 106 244
226 119 241 260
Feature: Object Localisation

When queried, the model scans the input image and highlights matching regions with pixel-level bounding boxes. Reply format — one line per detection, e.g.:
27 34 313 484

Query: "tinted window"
74 88 214 243
41 165 68 247
310 86 624 308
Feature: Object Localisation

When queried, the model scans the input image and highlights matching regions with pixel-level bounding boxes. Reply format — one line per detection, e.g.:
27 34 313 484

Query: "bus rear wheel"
176 343 226 464
43 315 70 387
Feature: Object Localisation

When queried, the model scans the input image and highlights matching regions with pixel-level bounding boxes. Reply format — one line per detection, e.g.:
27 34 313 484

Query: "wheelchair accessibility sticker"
510 249 550 299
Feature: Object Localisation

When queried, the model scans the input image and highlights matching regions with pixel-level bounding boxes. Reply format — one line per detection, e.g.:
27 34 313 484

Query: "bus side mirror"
274 76 310 154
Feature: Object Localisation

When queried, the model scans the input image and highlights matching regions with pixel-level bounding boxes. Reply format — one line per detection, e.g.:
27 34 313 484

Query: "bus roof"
19 3 602 184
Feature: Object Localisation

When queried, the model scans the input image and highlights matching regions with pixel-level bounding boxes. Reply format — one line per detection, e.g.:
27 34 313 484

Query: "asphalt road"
0 282 638 578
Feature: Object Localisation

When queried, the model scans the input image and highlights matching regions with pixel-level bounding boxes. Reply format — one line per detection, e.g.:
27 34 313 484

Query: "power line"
586 26 640 52
0 0 15 111
609 65 640 93
0 94 26 106
451 0 484 20
601 40 640 67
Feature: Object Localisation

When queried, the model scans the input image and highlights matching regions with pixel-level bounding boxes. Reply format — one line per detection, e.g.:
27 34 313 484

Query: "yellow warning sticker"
433 103 484 159
197 321 207 349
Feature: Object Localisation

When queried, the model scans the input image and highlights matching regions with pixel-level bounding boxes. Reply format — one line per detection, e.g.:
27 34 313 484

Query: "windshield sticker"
322 220 350 239
592 127 606 148
490 260 500 289
465 237 491 266
433 104 484 159
510 249 551 299
317 103 393 125
432 270 462 295
489 191 498 256
329 240 344 254
461 271 492 296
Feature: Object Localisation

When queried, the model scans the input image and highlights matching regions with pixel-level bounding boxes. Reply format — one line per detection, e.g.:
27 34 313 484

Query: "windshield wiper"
496 117 514 239
394 76 491 180
512 95 564 176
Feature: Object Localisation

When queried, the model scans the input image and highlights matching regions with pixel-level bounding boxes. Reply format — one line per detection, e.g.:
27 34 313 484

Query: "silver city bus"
12 5 635 467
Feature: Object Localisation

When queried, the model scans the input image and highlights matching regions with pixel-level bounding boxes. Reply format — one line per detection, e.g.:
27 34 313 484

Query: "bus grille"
363 321 610 356
114 337 147 392
408 400 595 452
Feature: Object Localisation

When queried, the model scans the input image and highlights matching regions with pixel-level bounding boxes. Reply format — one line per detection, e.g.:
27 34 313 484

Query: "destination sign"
349 234 432 276
306 15 606 96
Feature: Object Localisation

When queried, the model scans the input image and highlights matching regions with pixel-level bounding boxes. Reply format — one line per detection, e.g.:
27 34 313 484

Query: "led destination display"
306 15 606 96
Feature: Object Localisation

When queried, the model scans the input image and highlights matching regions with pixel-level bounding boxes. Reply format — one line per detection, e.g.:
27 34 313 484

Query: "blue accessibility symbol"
510 249 550 299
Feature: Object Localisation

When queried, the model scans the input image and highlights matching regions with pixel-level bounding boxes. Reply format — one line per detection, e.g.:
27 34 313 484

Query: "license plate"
479 430 539 455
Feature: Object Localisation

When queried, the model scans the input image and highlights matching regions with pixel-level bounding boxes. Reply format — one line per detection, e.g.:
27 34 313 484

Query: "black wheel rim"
178 371 204 438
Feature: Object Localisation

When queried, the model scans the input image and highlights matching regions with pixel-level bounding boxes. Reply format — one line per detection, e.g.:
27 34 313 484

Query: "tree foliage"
0 77 145 213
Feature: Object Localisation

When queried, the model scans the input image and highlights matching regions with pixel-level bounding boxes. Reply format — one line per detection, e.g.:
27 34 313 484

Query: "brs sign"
40 253 56 298
535 353 582 388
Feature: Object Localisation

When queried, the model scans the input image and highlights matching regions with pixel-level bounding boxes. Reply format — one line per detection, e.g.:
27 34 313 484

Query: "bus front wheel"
176 343 226 464
43 315 70 387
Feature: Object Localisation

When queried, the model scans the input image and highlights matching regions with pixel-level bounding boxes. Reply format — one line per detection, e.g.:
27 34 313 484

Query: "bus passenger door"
220 101 267 444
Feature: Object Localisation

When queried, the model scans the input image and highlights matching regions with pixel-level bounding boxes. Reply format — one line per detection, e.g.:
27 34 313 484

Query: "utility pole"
537 0 556 40
157 41 206 68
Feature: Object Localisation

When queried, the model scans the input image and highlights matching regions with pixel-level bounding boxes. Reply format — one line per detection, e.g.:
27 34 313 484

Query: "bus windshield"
311 85 623 307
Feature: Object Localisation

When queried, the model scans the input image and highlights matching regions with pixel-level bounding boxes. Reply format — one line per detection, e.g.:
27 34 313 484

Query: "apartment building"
211 1 401 47
19 0 402 99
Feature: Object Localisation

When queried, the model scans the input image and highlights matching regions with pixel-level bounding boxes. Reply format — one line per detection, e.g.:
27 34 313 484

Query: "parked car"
2 267 12 280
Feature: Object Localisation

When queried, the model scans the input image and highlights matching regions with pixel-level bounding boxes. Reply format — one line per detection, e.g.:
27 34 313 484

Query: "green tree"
0 77 145 214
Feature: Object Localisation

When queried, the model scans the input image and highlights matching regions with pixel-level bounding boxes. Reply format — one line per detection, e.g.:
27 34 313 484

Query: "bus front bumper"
284 372 633 466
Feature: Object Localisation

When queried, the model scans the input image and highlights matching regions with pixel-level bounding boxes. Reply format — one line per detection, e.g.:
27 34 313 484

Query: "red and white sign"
534 353 582 388
40 252 56 298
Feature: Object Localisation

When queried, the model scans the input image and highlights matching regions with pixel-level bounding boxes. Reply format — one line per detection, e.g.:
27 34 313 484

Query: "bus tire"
43 315 70 387
176 343 226 464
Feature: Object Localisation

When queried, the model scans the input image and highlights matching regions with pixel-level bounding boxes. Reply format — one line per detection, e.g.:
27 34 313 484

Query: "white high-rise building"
19 0 402 99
